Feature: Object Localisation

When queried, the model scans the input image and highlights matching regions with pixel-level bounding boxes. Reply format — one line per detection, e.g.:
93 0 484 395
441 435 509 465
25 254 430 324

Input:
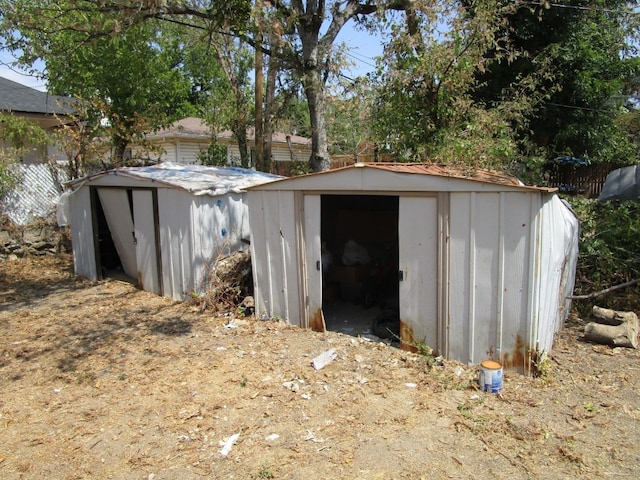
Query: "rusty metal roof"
336 162 557 192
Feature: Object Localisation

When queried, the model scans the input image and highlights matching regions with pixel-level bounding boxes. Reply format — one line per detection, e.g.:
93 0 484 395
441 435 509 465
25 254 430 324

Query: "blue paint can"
479 360 503 393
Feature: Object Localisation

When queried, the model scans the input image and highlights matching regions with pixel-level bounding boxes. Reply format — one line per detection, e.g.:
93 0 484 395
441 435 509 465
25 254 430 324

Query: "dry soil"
1 255 639 479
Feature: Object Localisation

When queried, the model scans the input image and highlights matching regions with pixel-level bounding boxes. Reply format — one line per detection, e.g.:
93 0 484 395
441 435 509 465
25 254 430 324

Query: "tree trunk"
299 17 330 173
264 48 277 174
304 74 331 172
232 121 249 168
254 27 265 171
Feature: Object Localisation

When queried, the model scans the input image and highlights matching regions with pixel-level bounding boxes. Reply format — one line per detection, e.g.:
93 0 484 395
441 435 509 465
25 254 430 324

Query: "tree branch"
567 279 640 300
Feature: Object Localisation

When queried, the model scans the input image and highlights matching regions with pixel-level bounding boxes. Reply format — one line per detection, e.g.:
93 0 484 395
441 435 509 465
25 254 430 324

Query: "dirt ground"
1 255 640 479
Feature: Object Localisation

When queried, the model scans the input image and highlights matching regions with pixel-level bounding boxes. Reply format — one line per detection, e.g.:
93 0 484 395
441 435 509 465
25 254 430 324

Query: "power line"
519 1 638 15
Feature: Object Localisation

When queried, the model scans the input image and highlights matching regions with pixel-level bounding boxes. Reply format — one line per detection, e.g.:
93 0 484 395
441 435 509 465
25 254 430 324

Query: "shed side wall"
534 195 579 353
448 192 534 367
190 192 250 294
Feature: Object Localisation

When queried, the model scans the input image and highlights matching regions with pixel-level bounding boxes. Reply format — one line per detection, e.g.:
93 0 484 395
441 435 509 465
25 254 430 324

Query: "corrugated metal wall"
248 190 303 323
448 191 537 369
249 186 578 372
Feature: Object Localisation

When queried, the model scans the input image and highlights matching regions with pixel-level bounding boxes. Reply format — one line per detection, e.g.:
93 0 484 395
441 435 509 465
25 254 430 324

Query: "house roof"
0 76 74 116
68 162 283 197
148 117 311 146
248 162 557 193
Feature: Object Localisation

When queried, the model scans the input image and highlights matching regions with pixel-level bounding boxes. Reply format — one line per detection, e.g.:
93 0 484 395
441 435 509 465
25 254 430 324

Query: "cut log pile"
583 306 639 349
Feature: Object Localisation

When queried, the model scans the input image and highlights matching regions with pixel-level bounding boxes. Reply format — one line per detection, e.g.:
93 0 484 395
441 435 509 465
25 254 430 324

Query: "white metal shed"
246 163 579 373
60 162 280 300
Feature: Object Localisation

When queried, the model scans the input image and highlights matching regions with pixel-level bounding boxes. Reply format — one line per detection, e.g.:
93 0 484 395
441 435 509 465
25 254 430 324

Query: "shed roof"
0 76 74 116
148 117 311 146
248 162 557 193
68 162 283 196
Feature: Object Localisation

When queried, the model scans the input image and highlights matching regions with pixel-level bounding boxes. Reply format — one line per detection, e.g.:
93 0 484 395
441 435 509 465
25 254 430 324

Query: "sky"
0 22 383 93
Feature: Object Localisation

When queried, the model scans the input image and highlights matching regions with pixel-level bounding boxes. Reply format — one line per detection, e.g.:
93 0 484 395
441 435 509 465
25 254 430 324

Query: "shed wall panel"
69 187 97 280
500 193 534 369
534 195 579 353
157 189 193 299
398 197 438 349
191 194 235 292
247 190 300 322
448 192 535 366
469 193 501 361
248 190 269 315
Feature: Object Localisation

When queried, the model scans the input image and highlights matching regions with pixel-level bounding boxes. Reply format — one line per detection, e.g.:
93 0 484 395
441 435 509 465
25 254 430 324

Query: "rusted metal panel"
303 194 323 330
309 307 325 332
398 196 439 353
448 191 535 366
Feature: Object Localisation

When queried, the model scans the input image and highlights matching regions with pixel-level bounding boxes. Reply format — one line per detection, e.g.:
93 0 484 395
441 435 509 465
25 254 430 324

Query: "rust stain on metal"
399 321 418 353
137 272 144 290
309 308 326 332
501 335 532 373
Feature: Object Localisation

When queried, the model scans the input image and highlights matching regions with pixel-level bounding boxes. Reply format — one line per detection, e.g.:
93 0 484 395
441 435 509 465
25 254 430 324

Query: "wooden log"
584 320 638 349
592 305 638 326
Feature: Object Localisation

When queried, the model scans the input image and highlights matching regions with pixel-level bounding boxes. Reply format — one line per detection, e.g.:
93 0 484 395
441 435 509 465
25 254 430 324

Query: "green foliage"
569 197 640 315
0 114 50 196
472 0 640 164
370 1 522 167
198 142 228 166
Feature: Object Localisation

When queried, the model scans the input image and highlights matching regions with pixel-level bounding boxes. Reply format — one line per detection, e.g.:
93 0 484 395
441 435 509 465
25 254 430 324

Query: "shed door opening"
321 194 400 342
94 188 161 294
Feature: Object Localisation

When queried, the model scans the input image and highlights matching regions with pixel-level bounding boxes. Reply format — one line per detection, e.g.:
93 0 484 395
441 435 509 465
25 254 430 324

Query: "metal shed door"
97 188 137 278
303 194 325 331
132 190 161 295
398 196 439 351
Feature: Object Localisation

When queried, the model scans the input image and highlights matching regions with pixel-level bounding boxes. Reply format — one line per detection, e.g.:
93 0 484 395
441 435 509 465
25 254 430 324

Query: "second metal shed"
59 162 281 300
247 163 579 373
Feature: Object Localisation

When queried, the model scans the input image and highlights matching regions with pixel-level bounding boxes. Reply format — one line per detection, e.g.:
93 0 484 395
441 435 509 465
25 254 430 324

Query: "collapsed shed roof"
67 162 282 196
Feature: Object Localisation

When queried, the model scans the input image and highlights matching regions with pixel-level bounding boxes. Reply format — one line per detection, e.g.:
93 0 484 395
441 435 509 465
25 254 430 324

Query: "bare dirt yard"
1 255 640 479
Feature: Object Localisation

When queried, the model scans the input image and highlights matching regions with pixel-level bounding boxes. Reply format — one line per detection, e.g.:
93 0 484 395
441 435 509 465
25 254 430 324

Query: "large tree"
1 0 421 172
370 1 524 168
470 0 640 164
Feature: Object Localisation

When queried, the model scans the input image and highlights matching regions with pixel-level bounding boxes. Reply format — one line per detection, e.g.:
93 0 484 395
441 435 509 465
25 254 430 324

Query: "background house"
136 117 312 172
247 163 579 374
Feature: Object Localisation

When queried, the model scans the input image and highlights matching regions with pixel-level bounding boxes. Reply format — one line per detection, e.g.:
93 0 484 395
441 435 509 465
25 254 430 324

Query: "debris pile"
189 250 253 313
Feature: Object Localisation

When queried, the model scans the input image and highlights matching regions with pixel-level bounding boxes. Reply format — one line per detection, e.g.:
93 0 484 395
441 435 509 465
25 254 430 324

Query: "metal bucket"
479 360 503 393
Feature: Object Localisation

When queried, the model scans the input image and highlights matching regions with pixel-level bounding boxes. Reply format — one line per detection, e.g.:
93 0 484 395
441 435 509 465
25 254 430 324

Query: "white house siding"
176 141 205 164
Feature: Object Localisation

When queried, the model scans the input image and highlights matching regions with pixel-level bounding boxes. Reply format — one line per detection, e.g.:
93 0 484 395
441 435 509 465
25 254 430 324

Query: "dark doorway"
320 195 400 342
93 190 132 284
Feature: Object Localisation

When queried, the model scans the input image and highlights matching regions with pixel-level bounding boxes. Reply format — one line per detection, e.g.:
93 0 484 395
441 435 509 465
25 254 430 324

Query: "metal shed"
246 163 579 373
59 162 280 300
